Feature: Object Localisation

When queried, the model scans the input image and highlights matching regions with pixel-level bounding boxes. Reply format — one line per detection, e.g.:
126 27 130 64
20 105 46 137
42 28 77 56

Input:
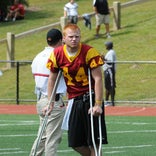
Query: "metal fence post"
16 62 19 104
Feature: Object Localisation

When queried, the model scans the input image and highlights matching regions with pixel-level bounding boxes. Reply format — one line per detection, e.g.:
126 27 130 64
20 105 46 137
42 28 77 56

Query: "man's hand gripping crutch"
32 70 62 156
88 68 102 156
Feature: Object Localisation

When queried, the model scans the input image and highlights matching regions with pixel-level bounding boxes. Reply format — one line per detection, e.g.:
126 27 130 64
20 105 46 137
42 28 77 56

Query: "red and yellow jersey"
47 43 104 99
10 4 25 15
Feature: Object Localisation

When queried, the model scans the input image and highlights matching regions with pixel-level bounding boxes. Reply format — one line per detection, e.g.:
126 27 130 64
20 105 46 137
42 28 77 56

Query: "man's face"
63 28 81 50
70 0 74 4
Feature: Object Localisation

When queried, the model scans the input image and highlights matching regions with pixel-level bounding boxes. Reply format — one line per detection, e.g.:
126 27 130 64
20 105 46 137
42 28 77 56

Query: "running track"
0 104 156 116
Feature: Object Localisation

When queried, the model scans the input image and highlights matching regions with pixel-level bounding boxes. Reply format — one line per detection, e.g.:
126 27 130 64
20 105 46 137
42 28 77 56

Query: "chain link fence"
0 60 156 105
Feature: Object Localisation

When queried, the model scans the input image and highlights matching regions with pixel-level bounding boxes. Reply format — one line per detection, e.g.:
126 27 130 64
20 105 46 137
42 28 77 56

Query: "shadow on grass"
123 15 156 29
0 9 54 27
84 15 156 44
83 30 134 44
25 9 54 21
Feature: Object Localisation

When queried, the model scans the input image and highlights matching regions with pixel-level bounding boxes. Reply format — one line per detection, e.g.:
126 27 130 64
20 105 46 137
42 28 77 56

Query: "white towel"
61 98 74 130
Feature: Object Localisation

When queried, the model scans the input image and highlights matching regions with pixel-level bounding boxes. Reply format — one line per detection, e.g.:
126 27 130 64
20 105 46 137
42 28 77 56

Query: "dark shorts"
104 69 116 91
68 93 108 147
68 16 78 24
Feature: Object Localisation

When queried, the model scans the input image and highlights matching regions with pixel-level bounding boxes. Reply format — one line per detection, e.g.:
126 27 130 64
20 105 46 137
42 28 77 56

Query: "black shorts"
104 68 116 91
68 93 108 147
68 16 78 24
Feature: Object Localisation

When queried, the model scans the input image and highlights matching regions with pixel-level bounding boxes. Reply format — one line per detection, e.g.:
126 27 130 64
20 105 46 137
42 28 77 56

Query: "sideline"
105 106 156 116
0 105 156 116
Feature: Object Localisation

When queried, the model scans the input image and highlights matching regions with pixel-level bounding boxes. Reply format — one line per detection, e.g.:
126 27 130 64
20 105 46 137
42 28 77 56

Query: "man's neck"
66 46 78 53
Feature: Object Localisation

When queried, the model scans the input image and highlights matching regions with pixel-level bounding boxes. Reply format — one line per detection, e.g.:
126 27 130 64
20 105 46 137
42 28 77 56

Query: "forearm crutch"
33 70 62 156
88 68 102 156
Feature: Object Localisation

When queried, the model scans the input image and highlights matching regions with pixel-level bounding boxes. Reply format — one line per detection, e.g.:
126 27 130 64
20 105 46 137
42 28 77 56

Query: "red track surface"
0 104 156 116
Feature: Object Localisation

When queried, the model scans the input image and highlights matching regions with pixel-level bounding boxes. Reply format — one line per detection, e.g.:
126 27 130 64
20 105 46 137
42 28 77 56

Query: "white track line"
0 134 36 137
0 129 156 138
0 151 27 155
105 144 153 149
0 148 20 151
0 144 153 155
108 107 146 115
108 130 156 133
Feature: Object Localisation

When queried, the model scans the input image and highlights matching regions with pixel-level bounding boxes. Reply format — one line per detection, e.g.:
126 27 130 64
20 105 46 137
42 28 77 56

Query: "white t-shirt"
31 47 66 96
103 49 117 71
64 2 78 16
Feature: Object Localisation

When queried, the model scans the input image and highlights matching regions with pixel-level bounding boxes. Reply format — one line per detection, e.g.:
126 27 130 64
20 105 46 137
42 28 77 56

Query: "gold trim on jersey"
63 43 82 62
47 52 58 68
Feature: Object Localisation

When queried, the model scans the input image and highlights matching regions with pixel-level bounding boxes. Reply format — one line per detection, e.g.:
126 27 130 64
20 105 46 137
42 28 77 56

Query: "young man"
46 24 108 156
5 0 25 22
93 0 111 38
30 28 66 156
64 0 79 24
103 41 116 106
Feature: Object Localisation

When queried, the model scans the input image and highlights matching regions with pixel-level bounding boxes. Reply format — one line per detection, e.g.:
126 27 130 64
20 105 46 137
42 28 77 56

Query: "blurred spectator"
64 0 79 24
5 0 25 22
102 41 116 106
93 0 111 38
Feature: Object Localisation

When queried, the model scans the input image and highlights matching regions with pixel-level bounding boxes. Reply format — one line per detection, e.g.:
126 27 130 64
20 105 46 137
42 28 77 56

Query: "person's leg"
110 87 115 106
105 89 110 101
96 25 100 36
12 11 18 21
45 99 65 156
105 23 111 38
29 97 48 156
68 99 91 155
68 16 73 24
29 135 45 156
104 15 111 38
12 11 23 21
29 116 46 156
104 70 111 103
90 146 102 156
73 16 78 24
105 23 110 34
5 12 11 21
111 87 115 106
73 146 91 156
110 71 116 106
95 14 102 37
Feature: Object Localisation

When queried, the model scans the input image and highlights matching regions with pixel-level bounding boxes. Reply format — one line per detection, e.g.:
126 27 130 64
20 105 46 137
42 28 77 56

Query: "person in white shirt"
30 29 66 156
103 41 116 106
64 0 79 24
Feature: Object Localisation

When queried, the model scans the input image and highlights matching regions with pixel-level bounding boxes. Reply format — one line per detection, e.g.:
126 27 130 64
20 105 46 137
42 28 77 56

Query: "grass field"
1 0 156 104
0 114 156 156
0 1 156 155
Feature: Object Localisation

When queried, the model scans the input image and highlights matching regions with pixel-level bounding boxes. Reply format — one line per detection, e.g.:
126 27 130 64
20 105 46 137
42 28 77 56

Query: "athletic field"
0 105 156 156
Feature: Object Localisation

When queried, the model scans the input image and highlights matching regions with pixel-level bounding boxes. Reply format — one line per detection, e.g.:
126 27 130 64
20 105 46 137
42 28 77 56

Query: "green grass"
0 0 156 104
0 114 156 156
